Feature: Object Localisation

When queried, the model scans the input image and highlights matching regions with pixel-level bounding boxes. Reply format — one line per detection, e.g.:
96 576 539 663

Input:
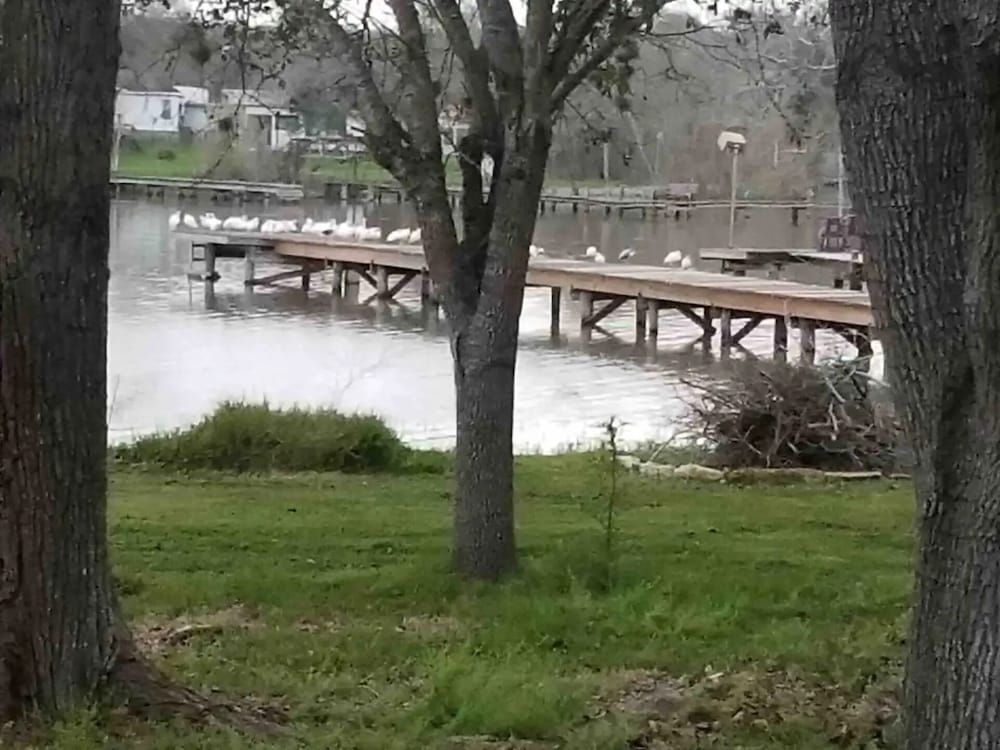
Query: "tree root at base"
109 633 290 737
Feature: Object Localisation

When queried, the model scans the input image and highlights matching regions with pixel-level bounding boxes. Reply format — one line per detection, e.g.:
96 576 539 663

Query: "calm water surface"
107 200 855 450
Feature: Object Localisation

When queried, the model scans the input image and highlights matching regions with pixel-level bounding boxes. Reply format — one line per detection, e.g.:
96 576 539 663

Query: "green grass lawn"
37 455 914 749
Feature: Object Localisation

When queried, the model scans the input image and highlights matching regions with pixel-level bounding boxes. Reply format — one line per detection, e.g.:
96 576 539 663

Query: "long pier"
177 231 874 362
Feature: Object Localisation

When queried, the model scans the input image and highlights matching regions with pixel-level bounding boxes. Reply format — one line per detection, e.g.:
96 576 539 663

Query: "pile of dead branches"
682 360 902 472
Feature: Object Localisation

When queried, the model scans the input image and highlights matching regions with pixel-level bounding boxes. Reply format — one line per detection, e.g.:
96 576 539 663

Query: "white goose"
182 213 199 230
663 250 683 266
618 247 635 261
386 227 410 243
680 255 694 270
408 227 422 244
200 213 222 231
585 245 598 258
168 211 182 230
593 251 606 263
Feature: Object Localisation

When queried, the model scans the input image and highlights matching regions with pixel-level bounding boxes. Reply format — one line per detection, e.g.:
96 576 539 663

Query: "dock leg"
634 295 647 344
647 300 659 340
800 320 816 365
702 307 713 353
848 265 864 291
376 265 389 298
331 262 344 297
720 309 732 358
579 291 594 343
420 270 432 304
204 245 218 283
344 269 360 303
243 248 256 286
773 316 788 362
550 287 561 338
833 276 845 289
301 267 311 292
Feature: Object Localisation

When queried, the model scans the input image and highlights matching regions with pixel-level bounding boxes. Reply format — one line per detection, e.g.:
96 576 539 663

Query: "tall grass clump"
114 402 413 473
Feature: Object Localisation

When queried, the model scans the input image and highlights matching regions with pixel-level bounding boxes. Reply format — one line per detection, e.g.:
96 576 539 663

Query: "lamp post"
717 130 748 249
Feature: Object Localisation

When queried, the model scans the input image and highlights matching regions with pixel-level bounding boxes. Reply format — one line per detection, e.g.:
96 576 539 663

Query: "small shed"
115 88 186 134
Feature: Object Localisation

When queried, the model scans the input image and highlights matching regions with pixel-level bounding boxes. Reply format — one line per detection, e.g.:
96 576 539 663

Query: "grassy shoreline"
35 453 912 748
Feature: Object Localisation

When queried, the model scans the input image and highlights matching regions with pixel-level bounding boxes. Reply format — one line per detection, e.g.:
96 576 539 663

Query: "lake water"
108 199 855 451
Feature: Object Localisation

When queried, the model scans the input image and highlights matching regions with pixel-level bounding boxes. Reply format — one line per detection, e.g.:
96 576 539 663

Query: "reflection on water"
107 200 856 451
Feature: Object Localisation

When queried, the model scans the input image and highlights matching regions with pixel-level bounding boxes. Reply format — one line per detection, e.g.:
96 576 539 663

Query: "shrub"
114 402 413 474
682 359 902 472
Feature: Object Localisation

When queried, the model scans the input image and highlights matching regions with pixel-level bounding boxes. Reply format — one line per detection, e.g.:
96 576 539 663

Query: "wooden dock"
112 175 304 203
176 231 874 362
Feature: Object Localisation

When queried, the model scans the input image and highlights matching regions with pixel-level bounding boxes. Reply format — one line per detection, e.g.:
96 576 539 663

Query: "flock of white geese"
170 211 695 267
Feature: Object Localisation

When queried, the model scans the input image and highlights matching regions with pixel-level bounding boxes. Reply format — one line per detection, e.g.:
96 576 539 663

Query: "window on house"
160 99 173 120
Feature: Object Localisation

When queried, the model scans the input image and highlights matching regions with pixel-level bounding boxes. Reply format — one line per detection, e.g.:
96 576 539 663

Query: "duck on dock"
585 245 599 258
680 255 694 270
618 247 635 261
593 251 606 263
408 227 422 244
386 227 411 243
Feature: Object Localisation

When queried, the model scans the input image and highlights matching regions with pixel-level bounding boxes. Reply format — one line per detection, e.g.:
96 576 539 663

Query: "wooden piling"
720 309 732 357
800 319 816 364
579 291 594 342
550 287 561 337
301 267 311 291
331 261 344 297
647 300 659 340
773 316 788 362
243 247 256 286
634 295 647 343
204 245 218 283
375 265 389 298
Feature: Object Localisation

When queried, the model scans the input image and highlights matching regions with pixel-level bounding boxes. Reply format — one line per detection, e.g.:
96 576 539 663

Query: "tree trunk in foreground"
0 0 122 717
447 132 549 579
833 2 1000 748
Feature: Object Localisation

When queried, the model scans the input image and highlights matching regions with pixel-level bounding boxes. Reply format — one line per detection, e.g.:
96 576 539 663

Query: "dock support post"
376 265 389 298
791 206 800 226
634 295 647 343
550 287 561 338
243 248 256 286
773 316 788 362
204 245 218 283
331 262 344 297
800 320 816 365
301 267 311 291
720 309 732 357
420 270 432 304
702 307 713 353
579 291 594 342
848 264 864 291
647 300 659 340
344 269 360 303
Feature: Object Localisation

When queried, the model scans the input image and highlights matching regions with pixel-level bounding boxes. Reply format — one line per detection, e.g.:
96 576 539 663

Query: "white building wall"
115 91 184 134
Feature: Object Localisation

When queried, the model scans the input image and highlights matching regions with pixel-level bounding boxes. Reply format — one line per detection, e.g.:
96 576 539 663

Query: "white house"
219 89 302 150
174 85 211 132
115 89 186 134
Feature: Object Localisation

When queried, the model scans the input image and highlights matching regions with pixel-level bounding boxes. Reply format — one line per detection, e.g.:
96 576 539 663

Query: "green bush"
114 402 418 474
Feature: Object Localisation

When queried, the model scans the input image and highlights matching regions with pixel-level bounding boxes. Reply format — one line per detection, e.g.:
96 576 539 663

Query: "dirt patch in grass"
396 614 463 639
594 668 901 748
134 605 258 656
445 737 556 750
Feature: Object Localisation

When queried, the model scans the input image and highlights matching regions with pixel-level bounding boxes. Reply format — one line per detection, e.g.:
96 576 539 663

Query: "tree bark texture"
449 126 550 579
832 2 1000 748
0 0 122 718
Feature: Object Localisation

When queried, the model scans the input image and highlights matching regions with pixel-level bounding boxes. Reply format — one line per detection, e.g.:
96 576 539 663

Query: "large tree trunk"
832 2 1000 748
0 0 122 718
